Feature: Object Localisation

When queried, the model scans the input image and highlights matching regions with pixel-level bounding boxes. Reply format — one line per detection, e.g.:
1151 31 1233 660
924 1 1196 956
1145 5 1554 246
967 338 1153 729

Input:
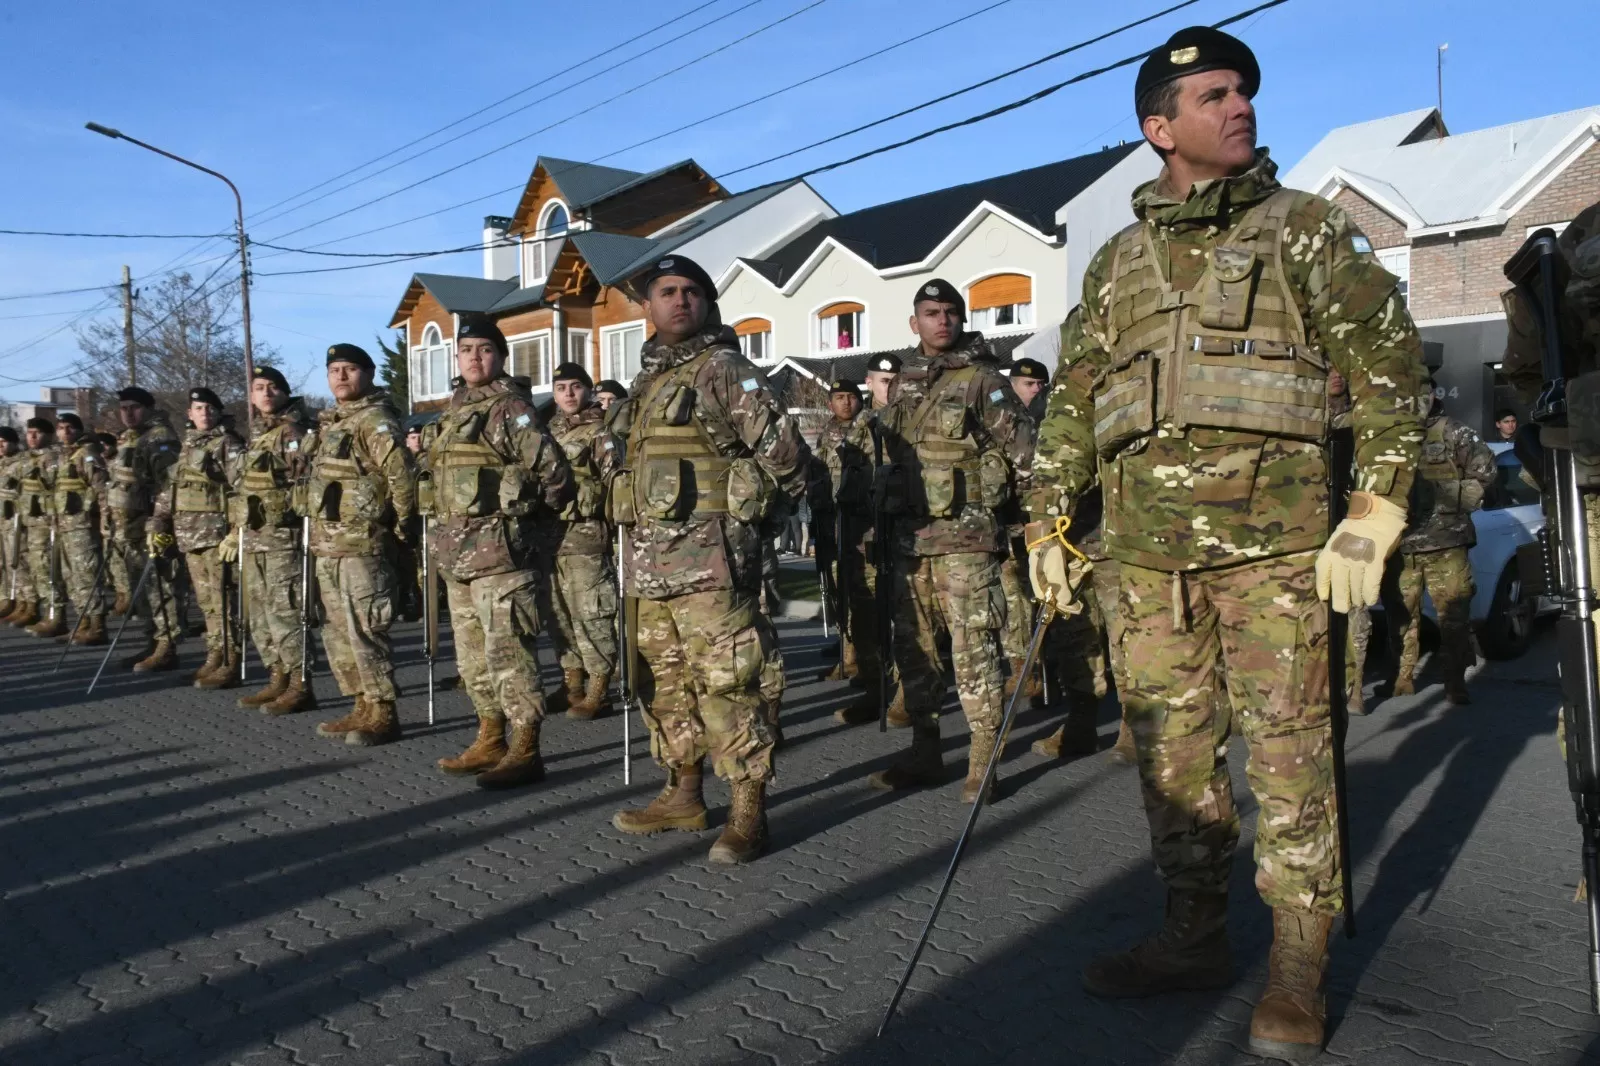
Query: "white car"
1456 441 1549 659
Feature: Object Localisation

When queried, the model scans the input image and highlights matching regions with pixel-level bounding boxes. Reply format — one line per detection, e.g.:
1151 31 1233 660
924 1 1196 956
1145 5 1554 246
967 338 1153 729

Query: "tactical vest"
313 419 390 525
613 349 766 525
432 393 524 522
175 441 227 514
20 453 53 520
1094 190 1328 458
1414 418 1466 516
108 433 145 515
900 365 1010 519
0 456 19 521
55 445 96 517
239 423 297 530
558 419 606 522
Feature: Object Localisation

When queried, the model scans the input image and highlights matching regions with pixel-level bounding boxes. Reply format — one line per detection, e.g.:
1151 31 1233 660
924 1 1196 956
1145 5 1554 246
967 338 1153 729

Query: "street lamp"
84 122 256 433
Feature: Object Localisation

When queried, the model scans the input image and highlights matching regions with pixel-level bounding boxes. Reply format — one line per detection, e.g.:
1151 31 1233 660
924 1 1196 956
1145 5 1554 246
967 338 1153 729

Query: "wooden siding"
968 273 1032 310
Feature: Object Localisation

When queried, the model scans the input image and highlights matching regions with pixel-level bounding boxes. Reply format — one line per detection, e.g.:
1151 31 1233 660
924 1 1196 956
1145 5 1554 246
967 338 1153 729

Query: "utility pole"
121 265 136 388
1437 43 1448 125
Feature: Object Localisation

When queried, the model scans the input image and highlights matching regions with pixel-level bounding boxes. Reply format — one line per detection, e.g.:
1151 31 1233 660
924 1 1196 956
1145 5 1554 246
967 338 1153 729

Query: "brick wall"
1332 187 1407 247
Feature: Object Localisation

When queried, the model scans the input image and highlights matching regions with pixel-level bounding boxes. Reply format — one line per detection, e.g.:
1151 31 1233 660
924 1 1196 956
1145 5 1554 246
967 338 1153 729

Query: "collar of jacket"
1132 149 1281 229
186 425 226 447
449 374 525 412
550 402 601 434
255 396 312 434
127 410 173 441
638 324 738 376
322 389 389 424
914 331 997 374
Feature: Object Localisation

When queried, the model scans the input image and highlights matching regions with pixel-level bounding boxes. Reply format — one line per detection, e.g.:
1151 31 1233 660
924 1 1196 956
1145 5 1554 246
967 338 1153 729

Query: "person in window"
837 328 853 350
1494 408 1519 442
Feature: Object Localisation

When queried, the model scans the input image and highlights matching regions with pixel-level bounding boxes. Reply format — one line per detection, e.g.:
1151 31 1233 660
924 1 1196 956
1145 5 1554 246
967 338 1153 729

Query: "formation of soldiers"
12 24 1588 1060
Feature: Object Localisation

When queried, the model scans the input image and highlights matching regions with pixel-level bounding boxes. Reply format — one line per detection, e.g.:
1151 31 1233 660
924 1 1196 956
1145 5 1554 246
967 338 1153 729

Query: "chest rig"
312 414 389 525
239 421 297 530
896 365 1009 518
432 388 526 521
557 412 606 522
20 451 53 519
55 444 96 517
175 436 227 514
1094 190 1328 458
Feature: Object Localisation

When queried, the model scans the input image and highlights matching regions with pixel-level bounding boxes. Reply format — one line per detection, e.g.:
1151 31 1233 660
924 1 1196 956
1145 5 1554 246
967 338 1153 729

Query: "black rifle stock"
1507 227 1600 1012
617 525 637 785
422 517 437 726
299 515 314 684
871 423 894 733
1327 424 1357 939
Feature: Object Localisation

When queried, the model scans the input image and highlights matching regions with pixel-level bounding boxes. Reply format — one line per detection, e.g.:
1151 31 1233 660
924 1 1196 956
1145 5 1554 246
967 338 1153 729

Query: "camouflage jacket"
428 375 570 582
877 332 1034 557
230 398 316 555
154 424 246 552
17 444 60 528
53 439 107 532
547 402 618 558
611 325 809 599
1401 410 1497 553
106 411 180 527
1028 153 1427 571
0 447 25 522
809 409 876 545
303 389 415 559
1504 199 1600 405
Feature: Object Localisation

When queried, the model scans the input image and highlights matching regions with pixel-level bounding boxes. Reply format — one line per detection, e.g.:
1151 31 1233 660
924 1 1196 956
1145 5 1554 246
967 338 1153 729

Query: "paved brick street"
3 613 1599 1066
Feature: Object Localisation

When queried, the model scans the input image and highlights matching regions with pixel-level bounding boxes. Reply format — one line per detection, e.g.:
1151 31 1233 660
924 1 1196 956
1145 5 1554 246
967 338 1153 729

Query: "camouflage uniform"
611 325 808 783
153 423 246 659
18 443 64 619
106 412 182 643
1382 408 1495 695
811 409 884 688
53 437 109 625
547 402 621 695
1029 153 1427 913
430 376 571 731
303 390 415 706
877 332 1033 750
233 398 316 681
0 448 34 608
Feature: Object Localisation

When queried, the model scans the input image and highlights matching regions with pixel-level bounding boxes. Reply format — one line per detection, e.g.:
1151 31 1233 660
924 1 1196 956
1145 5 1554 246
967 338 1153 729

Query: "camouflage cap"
1135 26 1260 116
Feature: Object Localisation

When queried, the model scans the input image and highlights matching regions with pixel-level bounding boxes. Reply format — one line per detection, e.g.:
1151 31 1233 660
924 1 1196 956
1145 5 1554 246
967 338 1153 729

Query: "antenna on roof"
1436 43 1449 126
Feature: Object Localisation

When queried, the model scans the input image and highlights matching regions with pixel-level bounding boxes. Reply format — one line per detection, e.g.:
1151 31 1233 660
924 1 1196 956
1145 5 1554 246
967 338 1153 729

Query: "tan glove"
1025 518 1092 617
146 530 175 557
217 529 240 564
1315 491 1408 614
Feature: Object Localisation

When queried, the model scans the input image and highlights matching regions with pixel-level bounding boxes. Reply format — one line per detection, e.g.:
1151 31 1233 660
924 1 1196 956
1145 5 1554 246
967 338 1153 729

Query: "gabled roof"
568 231 661 286
389 273 518 327
1285 105 1600 234
535 157 646 211
487 282 547 315
1281 108 1445 194
755 144 1140 283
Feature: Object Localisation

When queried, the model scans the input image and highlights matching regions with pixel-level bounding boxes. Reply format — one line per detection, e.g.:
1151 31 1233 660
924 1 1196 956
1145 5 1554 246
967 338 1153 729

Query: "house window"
412 323 452 400
508 332 551 388
567 329 591 367
603 323 647 383
524 200 570 285
967 273 1035 332
816 301 864 352
735 317 773 362
1376 247 1410 305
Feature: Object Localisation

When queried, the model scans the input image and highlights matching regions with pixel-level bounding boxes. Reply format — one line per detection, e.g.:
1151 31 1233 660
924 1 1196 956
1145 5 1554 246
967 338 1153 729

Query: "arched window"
734 317 773 362
413 323 452 400
815 301 865 352
525 200 569 283
967 273 1034 332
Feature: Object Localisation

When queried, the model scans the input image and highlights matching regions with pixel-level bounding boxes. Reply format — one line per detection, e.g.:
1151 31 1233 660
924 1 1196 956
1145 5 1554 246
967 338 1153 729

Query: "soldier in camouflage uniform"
429 318 573 788
543 361 620 721
302 344 416 746
105 387 184 671
1024 28 1427 1059
0 427 32 621
607 255 809 865
152 388 246 689
1380 386 1496 705
867 278 1034 803
232 366 319 714
11 419 61 633
51 413 108 645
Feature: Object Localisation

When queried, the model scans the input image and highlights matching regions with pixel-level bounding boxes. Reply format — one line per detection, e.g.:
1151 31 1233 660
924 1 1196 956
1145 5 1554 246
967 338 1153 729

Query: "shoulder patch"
515 413 531 427
287 440 299 452
741 378 759 393
989 389 1005 403
375 423 392 434
1350 235 1373 255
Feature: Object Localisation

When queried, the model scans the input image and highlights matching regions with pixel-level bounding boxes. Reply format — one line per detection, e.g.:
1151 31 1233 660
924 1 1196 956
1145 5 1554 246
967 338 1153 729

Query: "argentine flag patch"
515 413 531 427
741 378 759 392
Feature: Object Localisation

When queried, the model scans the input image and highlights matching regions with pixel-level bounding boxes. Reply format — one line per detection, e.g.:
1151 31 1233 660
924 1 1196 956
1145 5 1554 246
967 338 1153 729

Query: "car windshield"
1486 451 1542 509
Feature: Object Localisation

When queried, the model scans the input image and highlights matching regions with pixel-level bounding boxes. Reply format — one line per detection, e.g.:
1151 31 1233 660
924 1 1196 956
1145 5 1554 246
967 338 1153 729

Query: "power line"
249 238 505 259
0 284 116 303
0 228 228 239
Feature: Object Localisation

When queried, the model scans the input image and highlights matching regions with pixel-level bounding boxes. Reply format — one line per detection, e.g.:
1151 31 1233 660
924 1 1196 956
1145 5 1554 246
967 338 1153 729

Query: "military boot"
1347 684 1368 717
551 667 585 714
885 687 911 728
346 699 402 747
818 661 849 683
132 639 178 673
71 615 107 646
1248 909 1334 1062
867 726 943 791
1003 657 1042 702
438 716 508 775
1109 718 1137 765
8 601 40 628
28 613 66 639
832 686 882 726
316 697 368 739
198 649 241 690
263 673 317 715
566 674 612 720
613 761 709 835
1082 891 1233 998
0 598 14 619
1030 695 1099 759
962 730 1003 804
1391 673 1415 697
1443 656 1471 706
238 666 289 708
189 648 225 687
476 722 544 789
708 780 768 864
110 591 129 617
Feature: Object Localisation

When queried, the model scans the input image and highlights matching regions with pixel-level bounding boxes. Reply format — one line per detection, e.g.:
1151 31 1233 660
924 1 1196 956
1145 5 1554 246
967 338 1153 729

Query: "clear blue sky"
0 0 1593 401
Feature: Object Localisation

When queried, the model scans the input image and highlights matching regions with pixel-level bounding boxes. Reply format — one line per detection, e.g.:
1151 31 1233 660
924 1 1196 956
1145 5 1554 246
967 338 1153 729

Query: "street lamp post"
85 122 255 433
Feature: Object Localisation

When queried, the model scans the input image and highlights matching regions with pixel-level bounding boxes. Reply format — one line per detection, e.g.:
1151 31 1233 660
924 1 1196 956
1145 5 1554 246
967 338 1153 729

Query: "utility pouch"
417 474 434 516
920 465 958 518
726 457 768 524
978 450 1010 509
609 469 637 526
319 481 342 521
640 459 688 520
1093 353 1157 457
1197 246 1258 330
659 385 696 427
932 398 968 440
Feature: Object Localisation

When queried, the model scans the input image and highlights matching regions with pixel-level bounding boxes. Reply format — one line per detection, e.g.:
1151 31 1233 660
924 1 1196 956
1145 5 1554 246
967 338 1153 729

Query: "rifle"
1327 425 1358 939
872 422 894 733
54 546 108 672
299 515 314 684
47 518 60 621
832 498 848 664
236 526 248 682
422 516 437 726
7 512 18 603
616 524 636 785
1507 226 1600 1012
88 553 157 695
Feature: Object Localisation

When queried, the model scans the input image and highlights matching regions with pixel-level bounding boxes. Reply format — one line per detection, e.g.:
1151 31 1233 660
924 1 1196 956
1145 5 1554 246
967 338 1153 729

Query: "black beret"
1134 27 1260 116
913 278 966 318
188 387 222 409
867 353 902 374
55 412 83 429
326 343 375 372
0 427 17 443
552 361 594 389
94 432 118 449
117 386 155 408
596 379 628 398
457 314 507 355
253 365 290 392
1010 358 1049 381
25 417 54 433
404 424 422 437
631 254 717 302
829 378 862 396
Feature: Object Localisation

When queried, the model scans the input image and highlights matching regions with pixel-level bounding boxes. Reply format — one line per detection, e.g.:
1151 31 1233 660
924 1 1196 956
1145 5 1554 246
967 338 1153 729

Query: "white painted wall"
672 183 837 287
1058 143 1162 312
482 220 518 281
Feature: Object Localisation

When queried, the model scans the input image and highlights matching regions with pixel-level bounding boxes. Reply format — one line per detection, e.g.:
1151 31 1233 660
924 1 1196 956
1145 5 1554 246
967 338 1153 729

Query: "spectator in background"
1495 408 1519 442
837 328 852 350
595 381 627 411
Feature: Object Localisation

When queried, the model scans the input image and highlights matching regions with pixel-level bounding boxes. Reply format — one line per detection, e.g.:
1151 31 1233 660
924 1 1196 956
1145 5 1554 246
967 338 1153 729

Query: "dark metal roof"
411 273 517 314
761 144 1140 280
486 282 547 315
568 232 662 287
536 157 645 211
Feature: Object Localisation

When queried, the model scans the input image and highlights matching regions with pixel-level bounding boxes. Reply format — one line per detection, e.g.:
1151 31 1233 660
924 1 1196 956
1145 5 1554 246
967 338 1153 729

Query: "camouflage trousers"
892 552 1006 739
636 588 776 783
110 519 179 642
1044 560 1123 701
998 548 1034 664
549 552 619 682
1120 551 1341 915
445 568 546 727
244 550 304 676
58 523 105 619
315 554 397 703
2 516 32 602
24 521 64 615
1385 547 1475 685
186 546 238 654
